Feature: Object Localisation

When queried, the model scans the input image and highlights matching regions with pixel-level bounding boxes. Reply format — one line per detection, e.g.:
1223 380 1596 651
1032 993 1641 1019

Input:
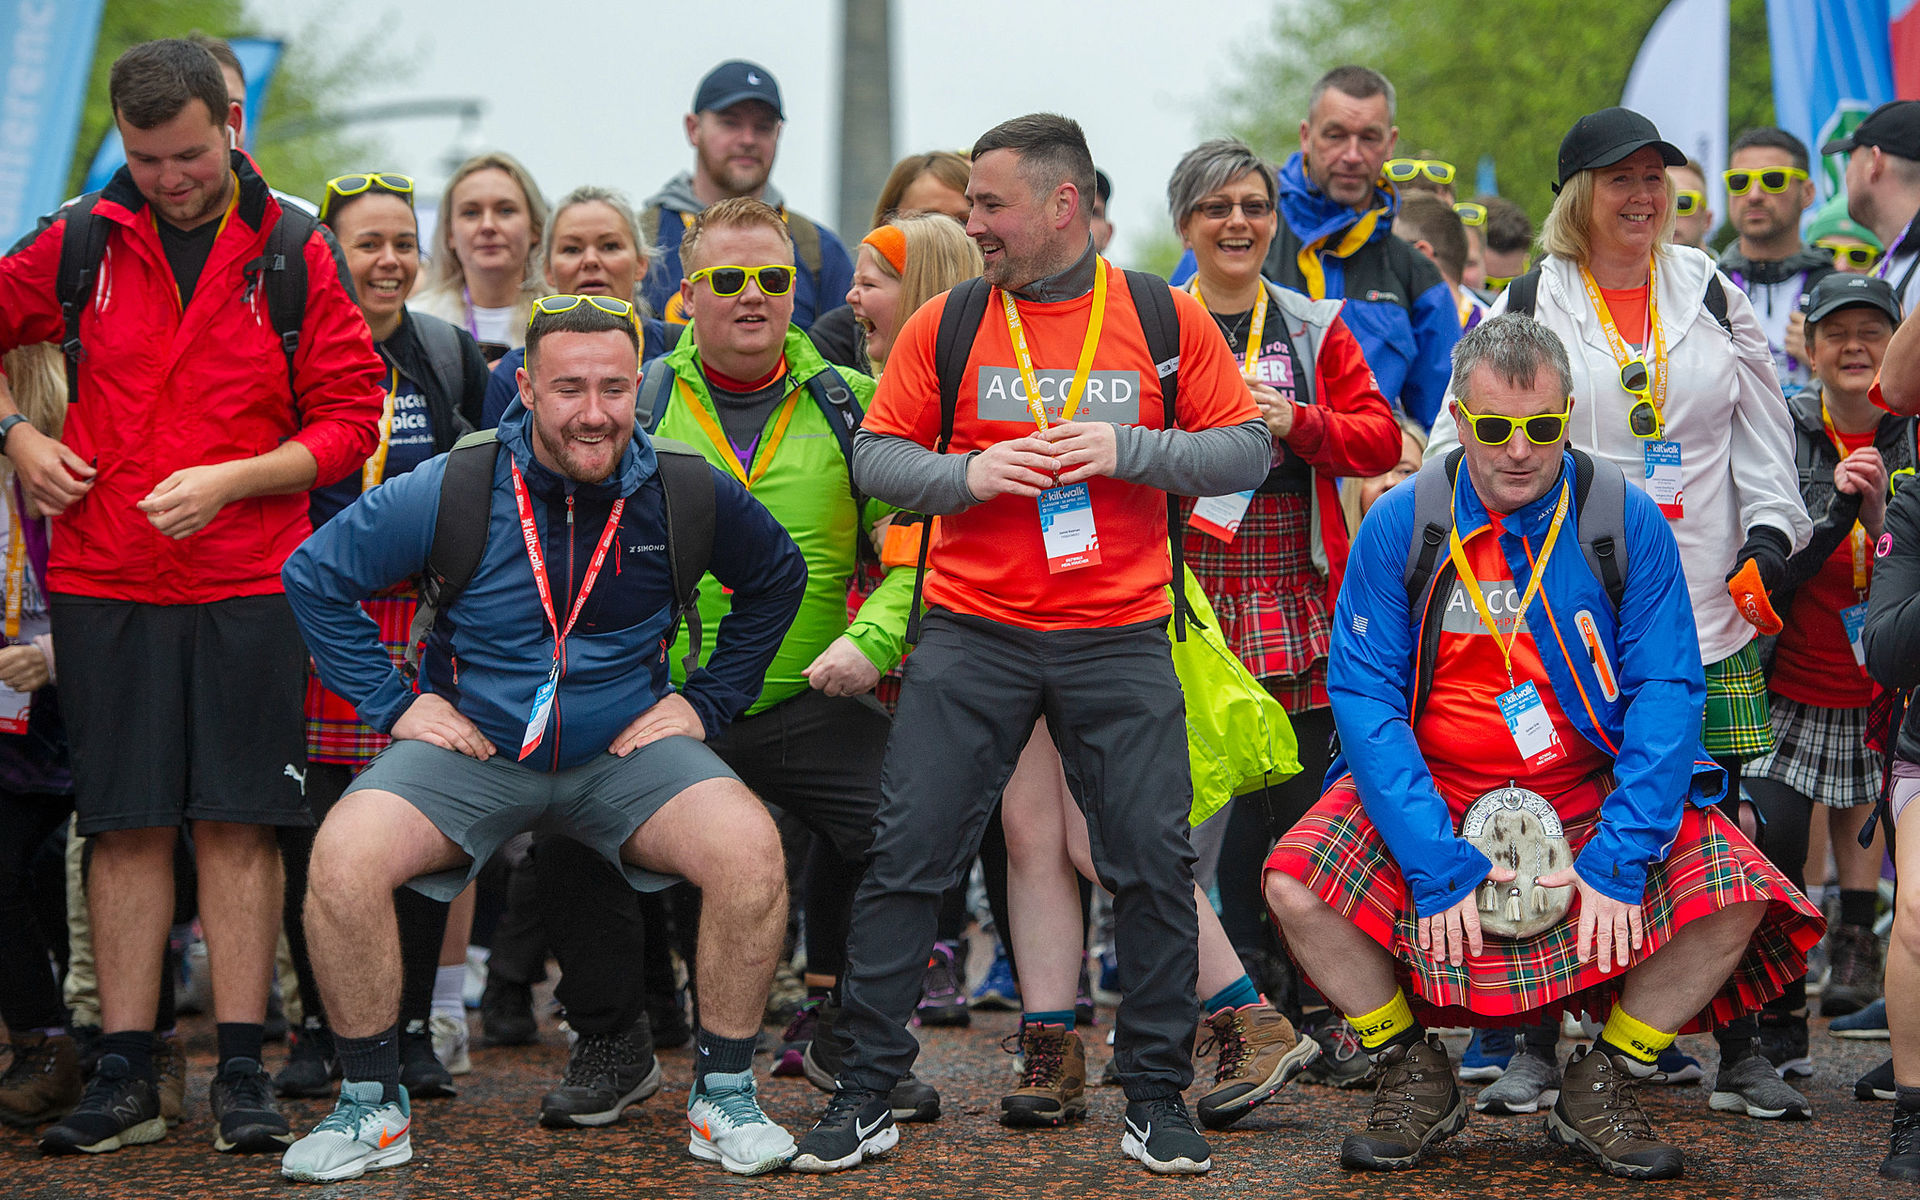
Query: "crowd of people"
4 31 1920 1188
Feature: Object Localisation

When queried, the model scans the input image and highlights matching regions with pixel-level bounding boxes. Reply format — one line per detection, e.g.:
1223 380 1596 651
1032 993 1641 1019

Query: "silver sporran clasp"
1459 786 1574 939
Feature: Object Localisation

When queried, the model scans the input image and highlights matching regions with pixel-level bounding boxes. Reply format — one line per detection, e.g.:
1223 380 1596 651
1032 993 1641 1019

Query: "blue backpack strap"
635 357 677 433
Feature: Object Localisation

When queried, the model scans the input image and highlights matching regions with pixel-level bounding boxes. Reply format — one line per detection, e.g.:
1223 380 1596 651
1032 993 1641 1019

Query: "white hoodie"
1427 245 1811 665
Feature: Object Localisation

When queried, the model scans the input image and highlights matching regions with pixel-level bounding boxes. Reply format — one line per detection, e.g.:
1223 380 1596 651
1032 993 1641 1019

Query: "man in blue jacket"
276 300 809 1183
1263 315 1818 1181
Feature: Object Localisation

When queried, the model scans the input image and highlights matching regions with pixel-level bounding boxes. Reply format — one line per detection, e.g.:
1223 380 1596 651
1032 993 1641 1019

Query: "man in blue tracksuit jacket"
277 301 810 1183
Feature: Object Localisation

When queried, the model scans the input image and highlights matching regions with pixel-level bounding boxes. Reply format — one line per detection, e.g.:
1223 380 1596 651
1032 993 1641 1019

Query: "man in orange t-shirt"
788 114 1268 1177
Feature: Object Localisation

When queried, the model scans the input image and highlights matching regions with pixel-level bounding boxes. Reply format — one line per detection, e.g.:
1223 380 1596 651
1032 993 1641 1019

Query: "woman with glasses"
411 153 548 363
1809 196 1884 275
274 172 491 1104
1668 159 1715 250
481 186 673 427
1426 106 1812 1121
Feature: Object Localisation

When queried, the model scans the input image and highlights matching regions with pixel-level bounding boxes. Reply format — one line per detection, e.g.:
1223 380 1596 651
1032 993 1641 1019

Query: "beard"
535 418 631 484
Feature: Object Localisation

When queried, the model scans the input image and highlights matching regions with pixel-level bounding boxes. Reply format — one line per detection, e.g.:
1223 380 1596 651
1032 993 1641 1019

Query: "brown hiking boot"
153 1038 184 1126
1822 925 1885 1018
1339 1034 1466 1170
1000 1024 1087 1127
1196 1002 1320 1129
1547 1044 1684 1180
0 1032 82 1127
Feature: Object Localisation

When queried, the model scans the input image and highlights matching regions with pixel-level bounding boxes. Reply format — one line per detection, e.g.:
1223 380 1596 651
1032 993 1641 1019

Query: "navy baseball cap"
1801 272 1902 327
1554 107 1684 193
1822 100 1920 160
693 60 784 119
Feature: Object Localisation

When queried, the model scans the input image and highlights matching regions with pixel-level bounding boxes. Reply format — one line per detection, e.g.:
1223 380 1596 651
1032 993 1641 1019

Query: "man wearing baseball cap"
640 60 856 331
1828 100 1920 315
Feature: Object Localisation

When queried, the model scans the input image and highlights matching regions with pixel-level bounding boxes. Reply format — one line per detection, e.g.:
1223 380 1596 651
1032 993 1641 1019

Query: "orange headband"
861 225 907 276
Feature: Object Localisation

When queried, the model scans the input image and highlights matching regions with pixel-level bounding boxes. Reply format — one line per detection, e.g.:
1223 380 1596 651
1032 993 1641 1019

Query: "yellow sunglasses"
1453 201 1488 227
1674 190 1705 217
528 293 640 332
1723 167 1808 195
319 172 415 223
689 264 795 297
1816 239 1880 270
1457 403 1573 446
1384 159 1456 185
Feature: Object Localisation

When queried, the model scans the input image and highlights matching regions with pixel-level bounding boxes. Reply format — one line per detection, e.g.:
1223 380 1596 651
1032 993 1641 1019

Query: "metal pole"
836 0 894 241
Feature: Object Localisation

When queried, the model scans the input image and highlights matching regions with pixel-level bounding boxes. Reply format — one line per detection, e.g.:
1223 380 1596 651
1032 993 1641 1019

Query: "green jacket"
657 325 911 715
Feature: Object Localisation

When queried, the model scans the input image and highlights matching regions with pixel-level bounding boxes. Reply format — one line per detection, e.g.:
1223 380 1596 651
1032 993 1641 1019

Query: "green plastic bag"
1168 567 1300 826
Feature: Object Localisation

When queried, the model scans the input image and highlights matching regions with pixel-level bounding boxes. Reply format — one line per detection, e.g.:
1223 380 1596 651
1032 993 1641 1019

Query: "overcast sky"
243 0 1276 265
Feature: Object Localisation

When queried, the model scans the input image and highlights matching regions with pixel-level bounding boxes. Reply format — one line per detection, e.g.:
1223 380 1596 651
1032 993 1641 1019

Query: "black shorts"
53 594 308 835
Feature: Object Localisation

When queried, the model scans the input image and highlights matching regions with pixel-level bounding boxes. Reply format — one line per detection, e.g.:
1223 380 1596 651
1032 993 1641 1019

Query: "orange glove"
1728 558 1783 635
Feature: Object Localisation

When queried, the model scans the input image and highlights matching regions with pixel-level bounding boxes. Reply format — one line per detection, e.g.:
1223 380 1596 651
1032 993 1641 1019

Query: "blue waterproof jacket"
1328 452 1724 918
282 401 807 770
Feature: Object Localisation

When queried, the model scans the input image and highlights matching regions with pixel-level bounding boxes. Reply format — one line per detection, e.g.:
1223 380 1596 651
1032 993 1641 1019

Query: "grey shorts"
345 736 738 901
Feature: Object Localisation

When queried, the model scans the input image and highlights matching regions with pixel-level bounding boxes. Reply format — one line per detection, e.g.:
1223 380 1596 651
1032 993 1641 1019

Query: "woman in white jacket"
1424 107 1813 1122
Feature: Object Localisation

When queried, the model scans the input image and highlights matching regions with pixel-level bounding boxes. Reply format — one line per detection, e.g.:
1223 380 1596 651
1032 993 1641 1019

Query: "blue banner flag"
0 0 106 245
1769 0 1897 202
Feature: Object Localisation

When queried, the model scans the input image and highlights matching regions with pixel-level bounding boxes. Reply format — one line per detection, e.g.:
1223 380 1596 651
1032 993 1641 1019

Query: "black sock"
1841 888 1878 929
335 1025 401 1102
1898 1083 1920 1112
1374 1022 1425 1055
1522 1017 1561 1058
1766 977 1808 1015
694 1028 758 1083
1715 1016 1757 1064
98 1030 153 1079
216 1022 264 1071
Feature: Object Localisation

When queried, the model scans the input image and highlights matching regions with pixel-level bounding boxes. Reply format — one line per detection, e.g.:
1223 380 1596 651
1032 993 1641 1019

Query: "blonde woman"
843 214 983 376
411 152 549 359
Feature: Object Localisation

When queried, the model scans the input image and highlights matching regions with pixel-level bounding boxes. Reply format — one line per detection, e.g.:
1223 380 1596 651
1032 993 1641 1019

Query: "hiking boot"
1300 1012 1372 1088
480 977 537 1046
153 1039 184 1126
790 1084 897 1173
1000 1024 1087 1128
1474 1045 1561 1114
1195 1002 1318 1129
685 1068 795 1175
280 1081 412 1183
1755 1010 1811 1079
1709 1050 1812 1119
1547 1045 1684 1179
539 1026 661 1128
1834 998 1891 1040
1339 1035 1466 1170
1458 1027 1515 1082
0 1032 81 1128
915 941 971 1028
1884 1103 1920 1182
1860 1058 1897 1101
773 998 821 1077
210 1057 296 1153
399 1026 456 1099
38 1054 164 1155
1822 925 1885 1018
1120 1093 1211 1174
274 1023 340 1099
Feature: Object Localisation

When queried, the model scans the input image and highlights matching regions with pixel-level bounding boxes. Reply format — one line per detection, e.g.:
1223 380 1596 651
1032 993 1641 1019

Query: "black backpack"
1503 266 1733 335
908 270 1199 644
53 191 321 402
405 430 717 678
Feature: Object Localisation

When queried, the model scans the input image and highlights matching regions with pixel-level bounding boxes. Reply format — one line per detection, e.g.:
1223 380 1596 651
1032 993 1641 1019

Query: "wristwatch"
0 414 27 454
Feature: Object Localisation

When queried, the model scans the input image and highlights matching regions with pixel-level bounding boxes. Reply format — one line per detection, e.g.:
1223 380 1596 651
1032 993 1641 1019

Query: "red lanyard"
509 460 625 663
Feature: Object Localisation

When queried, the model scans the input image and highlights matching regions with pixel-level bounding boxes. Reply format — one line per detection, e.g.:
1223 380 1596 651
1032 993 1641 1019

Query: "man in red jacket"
0 40 382 1158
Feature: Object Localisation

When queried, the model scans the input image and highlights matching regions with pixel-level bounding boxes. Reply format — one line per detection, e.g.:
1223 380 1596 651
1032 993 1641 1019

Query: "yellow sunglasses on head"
1384 159 1456 185
319 172 415 223
1453 201 1488 226
527 293 640 333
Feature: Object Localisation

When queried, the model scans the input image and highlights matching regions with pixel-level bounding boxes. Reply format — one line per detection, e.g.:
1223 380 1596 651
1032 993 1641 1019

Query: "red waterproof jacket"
0 153 382 603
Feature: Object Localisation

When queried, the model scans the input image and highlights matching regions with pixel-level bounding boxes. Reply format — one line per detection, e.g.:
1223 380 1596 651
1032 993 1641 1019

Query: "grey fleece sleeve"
850 428 980 515
1111 418 1271 496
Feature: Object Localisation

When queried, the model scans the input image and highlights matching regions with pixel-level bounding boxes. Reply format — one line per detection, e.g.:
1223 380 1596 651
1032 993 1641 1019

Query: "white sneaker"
687 1068 796 1175
281 1081 412 1183
430 1012 472 1075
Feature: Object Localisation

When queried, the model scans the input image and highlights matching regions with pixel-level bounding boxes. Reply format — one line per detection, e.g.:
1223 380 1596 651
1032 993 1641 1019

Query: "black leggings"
0 791 74 1030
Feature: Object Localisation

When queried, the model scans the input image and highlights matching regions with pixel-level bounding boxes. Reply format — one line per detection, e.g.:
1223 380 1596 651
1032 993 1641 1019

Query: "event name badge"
1189 490 1255 543
1642 440 1684 519
1842 601 1871 669
519 664 559 761
1496 681 1565 771
0 681 27 735
1038 483 1101 573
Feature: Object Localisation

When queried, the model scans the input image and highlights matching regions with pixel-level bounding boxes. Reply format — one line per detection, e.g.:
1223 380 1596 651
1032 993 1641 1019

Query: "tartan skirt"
1264 775 1823 1032
1745 694 1882 810
304 592 417 766
1181 491 1329 711
1704 642 1774 761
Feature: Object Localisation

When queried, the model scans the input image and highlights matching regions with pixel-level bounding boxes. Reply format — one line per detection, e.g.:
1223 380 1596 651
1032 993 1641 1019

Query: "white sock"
432 964 466 1019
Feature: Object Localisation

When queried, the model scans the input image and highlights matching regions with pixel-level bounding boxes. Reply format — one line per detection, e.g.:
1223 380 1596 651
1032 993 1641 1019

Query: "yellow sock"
1351 990 1417 1051
1599 1004 1674 1065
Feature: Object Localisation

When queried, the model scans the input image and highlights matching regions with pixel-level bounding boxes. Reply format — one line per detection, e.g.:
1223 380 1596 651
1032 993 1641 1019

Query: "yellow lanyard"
1821 400 1872 593
1189 279 1268 377
678 376 803 490
361 365 399 492
1580 259 1666 419
1294 203 1386 300
3 503 24 642
1001 258 1109 430
1446 478 1571 683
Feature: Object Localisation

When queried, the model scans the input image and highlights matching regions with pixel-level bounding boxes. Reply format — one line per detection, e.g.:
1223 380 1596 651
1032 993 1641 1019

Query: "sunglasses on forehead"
1723 167 1808 195
1453 201 1487 226
319 173 415 223
688 264 795 297
1673 190 1705 217
1457 403 1573 446
1383 159 1455 185
527 293 641 333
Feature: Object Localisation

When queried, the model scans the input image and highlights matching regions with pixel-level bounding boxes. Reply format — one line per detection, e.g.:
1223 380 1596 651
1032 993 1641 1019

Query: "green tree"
67 0 382 202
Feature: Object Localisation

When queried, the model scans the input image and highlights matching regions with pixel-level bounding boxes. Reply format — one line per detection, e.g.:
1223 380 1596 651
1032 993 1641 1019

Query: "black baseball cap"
692 60 784 119
1821 100 1920 159
1801 272 1902 327
1554 107 1685 193
1094 168 1112 206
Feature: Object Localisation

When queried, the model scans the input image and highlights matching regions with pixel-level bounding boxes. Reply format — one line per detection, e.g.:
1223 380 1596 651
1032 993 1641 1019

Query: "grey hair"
1450 313 1573 404
1166 138 1275 230
1308 65 1396 124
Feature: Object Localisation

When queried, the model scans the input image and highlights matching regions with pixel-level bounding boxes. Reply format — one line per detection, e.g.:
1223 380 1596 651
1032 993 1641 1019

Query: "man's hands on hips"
7 425 94 516
1536 864 1643 974
802 634 880 697
611 692 705 757
1418 864 1515 965
393 693 496 760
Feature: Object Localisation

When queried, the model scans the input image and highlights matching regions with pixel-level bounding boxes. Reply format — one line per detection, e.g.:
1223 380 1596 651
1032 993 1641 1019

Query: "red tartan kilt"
304 591 419 765
1263 777 1824 1032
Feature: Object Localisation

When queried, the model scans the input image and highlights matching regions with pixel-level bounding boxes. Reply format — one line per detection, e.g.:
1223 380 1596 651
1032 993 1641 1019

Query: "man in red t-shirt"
789 114 1268 1177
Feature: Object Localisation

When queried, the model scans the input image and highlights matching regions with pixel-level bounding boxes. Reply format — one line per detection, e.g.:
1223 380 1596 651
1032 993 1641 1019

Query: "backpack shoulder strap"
54 193 108 405
1704 273 1733 335
1123 268 1194 638
1570 448 1630 612
411 313 471 433
1503 267 1543 318
1403 448 1462 606
785 210 825 277
650 436 717 678
407 429 501 666
255 206 320 394
799 364 866 504
635 356 678 433
908 277 995 644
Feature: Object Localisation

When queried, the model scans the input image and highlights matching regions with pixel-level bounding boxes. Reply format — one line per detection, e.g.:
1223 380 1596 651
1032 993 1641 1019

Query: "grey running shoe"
1547 1045 1683 1180
1708 1051 1812 1119
1474 1047 1561 1114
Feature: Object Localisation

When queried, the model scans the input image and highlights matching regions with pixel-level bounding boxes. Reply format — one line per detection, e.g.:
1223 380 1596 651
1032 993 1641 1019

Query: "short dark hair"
1396 194 1467 283
1481 195 1533 254
972 113 1097 214
1309 65 1396 123
187 32 243 88
525 302 640 368
1730 126 1811 172
109 39 229 131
